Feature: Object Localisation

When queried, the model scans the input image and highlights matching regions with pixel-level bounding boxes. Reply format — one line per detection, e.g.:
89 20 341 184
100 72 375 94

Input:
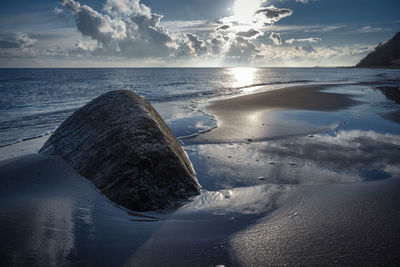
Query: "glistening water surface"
1 67 400 146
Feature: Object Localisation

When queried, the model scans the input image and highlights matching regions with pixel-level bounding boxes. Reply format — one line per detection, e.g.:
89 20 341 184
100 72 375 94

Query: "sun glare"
230 67 257 89
233 0 261 24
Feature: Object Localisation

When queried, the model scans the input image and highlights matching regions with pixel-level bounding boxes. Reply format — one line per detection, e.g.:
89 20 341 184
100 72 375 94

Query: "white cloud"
53 7 64 16
358 25 390 33
103 0 151 18
60 0 176 58
161 20 219 33
253 43 374 67
177 33 208 57
226 36 260 62
286 37 321 44
261 24 345 33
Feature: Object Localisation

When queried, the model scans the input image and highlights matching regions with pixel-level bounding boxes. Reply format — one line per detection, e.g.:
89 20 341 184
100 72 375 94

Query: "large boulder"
40 90 201 211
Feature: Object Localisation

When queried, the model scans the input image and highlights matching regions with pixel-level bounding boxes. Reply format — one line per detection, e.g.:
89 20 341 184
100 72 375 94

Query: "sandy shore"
1 153 399 266
185 84 361 143
0 135 49 162
1 83 400 266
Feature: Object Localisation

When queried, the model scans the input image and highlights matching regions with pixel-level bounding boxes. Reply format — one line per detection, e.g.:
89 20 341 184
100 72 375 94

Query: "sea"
1 67 400 147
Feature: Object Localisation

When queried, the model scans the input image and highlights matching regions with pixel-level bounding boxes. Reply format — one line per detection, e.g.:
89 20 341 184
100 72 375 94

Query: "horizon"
0 0 399 68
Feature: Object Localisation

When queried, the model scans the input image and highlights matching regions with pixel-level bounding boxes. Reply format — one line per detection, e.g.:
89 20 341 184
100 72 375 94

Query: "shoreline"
184 84 361 144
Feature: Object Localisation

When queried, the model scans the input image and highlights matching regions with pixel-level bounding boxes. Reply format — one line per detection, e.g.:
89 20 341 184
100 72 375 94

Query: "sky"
0 0 399 67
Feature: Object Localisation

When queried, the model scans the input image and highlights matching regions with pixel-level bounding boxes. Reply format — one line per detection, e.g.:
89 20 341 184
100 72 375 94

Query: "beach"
1 68 400 266
185 84 361 144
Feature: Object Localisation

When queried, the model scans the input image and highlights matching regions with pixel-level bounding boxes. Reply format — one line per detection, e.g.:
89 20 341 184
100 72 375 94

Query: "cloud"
60 0 176 58
236 29 260 38
177 33 208 57
286 37 321 44
103 0 151 18
209 33 229 55
254 6 293 24
217 25 230 31
252 43 374 67
226 36 260 62
0 32 37 49
269 32 282 45
258 130 400 172
159 20 219 33
300 44 315 53
0 0 373 67
53 7 64 16
304 25 345 33
261 24 345 33
358 25 390 33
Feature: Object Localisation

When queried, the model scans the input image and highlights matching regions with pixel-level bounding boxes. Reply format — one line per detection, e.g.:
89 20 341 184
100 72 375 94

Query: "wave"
0 131 53 148
160 81 188 87
0 77 38 83
153 79 314 103
214 79 313 92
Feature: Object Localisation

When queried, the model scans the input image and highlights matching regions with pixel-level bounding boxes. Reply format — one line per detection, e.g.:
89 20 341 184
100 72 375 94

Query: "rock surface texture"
40 90 201 211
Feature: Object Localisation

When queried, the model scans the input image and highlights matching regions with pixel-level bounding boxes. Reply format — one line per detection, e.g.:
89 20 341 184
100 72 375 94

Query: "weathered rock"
40 90 201 211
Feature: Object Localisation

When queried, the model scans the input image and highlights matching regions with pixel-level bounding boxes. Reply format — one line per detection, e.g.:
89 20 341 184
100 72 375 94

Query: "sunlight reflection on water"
229 67 257 89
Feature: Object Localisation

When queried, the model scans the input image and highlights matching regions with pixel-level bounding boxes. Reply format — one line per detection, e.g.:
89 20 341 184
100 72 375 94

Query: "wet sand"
1 83 400 266
231 178 400 266
185 84 361 143
1 153 399 266
0 154 274 266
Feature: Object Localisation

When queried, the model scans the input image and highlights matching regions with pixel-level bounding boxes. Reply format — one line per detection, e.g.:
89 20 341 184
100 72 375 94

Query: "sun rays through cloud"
0 0 398 67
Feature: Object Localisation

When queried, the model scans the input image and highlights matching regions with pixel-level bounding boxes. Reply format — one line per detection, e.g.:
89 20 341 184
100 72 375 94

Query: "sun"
233 0 262 24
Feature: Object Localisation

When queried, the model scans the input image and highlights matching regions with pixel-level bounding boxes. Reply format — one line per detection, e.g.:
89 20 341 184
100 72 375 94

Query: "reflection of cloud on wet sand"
26 198 94 266
261 130 400 170
28 198 76 266
189 130 400 190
